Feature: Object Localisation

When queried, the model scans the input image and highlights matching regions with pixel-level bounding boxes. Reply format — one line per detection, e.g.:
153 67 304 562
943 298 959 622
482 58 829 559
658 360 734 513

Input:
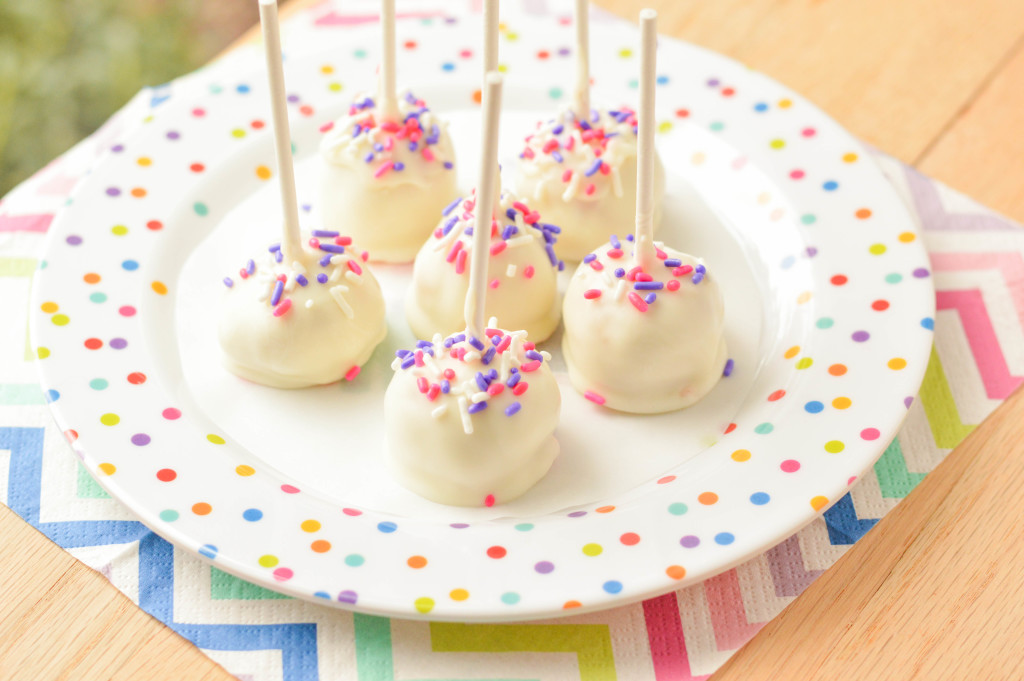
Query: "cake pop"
318 0 457 263
385 73 561 507
561 10 727 413
218 0 387 389
513 0 665 262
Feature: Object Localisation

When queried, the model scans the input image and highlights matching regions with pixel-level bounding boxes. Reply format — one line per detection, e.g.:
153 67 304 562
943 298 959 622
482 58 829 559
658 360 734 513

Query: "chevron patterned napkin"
2 1 1022 679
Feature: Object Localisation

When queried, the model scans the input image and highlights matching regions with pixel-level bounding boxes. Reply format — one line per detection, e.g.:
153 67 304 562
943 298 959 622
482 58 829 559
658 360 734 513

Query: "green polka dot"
39 260 48 269
51 314 69 326
548 87 563 100
193 202 209 216
869 243 887 255
582 543 603 556
709 121 725 131
501 592 520 605
414 597 434 613
353 49 367 59
89 378 108 390
754 422 774 434
111 225 128 235
886 272 903 284
770 139 785 149
801 214 817 225
824 440 845 453
209 84 223 94
100 413 120 426
159 509 179 522
419 17 432 25
628 78 639 89
345 554 365 567
816 317 834 329
258 554 279 568
207 434 225 445
668 502 688 515
89 292 107 303
514 523 534 532
796 357 813 369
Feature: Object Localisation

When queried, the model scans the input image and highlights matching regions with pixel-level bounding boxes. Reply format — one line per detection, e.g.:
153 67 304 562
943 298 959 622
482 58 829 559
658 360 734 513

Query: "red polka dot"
156 468 177 482
768 389 786 401
162 407 181 420
459 49 473 58
724 422 737 434
119 306 137 317
872 299 890 311
860 428 880 440
403 40 417 49
342 507 363 516
487 546 507 559
65 429 78 442
780 459 800 473
299 105 314 116
831 274 848 286
190 163 205 173
675 108 690 118
146 220 163 231
537 50 550 59
722 87 735 97
620 532 640 545
84 338 103 350
127 372 147 385
281 484 300 494
657 475 676 484
250 119 265 129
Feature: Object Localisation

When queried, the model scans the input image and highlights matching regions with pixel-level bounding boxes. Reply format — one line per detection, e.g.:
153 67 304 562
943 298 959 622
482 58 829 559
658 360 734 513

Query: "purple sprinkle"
408 141 418 152
464 227 474 236
491 334 502 346
626 234 634 242
443 338 456 348
295 274 308 286
110 338 127 349
610 235 621 249
579 119 591 131
364 152 375 163
680 535 700 548
443 161 453 169
634 281 664 290
505 402 521 416
545 243 558 266
415 340 432 349
468 336 485 351
644 292 657 304
852 330 870 342
482 347 496 365
568 511 587 518
904 396 914 409
805 246 818 258
506 373 521 388
223 277 233 288
707 78 720 87
401 356 416 369
274 250 283 263
558 260 565 271
542 230 556 244
287 94 299 103
664 258 682 267
373 142 384 152
268 243 281 252
312 230 339 238
692 272 705 285
442 216 459 235
526 350 543 361
454 334 466 343
467 401 488 414
319 255 333 267
246 259 255 275
353 124 362 136
396 349 412 358
442 197 462 216
614 268 625 278
441 380 451 393
551 151 564 163
583 158 603 176
66 235 83 245
695 263 706 274
338 590 358 604
552 124 564 134
316 273 328 284
475 372 490 391
723 358 735 377
913 268 930 278
541 222 561 234
534 561 554 574
319 243 346 253
131 433 151 446
501 225 516 239
271 280 284 306
105 187 121 197
393 162 405 171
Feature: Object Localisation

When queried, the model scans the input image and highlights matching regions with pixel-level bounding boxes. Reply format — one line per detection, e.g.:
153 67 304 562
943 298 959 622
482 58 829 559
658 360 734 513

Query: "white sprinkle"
329 267 342 282
291 261 306 275
284 278 296 292
329 285 354 318
391 357 403 370
345 270 363 286
423 353 441 377
431 404 448 419
540 350 552 361
499 347 511 381
305 299 314 309
330 255 345 265
506 235 535 249
611 165 623 197
614 279 627 302
458 396 473 434
464 351 481 362
471 391 489 403
506 264 517 277
487 316 498 328
602 271 615 287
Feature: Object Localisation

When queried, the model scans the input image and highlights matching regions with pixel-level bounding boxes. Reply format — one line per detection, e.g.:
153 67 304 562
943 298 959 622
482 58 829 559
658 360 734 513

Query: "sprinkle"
468 336 486 351
673 265 693 276
495 335 512 353
456 249 467 274
441 379 451 393
584 390 606 405
270 280 284 306
401 356 416 370
505 402 521 416
345 365 361 381
655 246 668 260
583 254 597 264
364 152 375 163
319 243 346 254
610 235 621 249
614 268 625 278
589 259 604 271
417 376 429 393
645 292 657 304
268 243 281 253
696 264 706 274
422 147 435 162
607 248 623 259
414 350 425 367
664 258 682 267
467 401 488 414
628 291 649 312
520 360 541 372
446 239 464 263
583 289 602 299
393 162 405 171
723 359 735 377
562 169 573 182
272 298 292 317
542 139 559 153
524 265 535 279
584 158 603 176
458 397 473 434
313 230 339 238
295 274 308 286
506 372 521 388
329 285 354 318
475 372 490 391
552 151 564 163
274 250 283 263
347 259 363 275
490 241 507 256
484 494 496 507
319 255 333 267
526 350 543 362
667 279 681 291
634 281 664 290
396 349 412 358
316 273 328 284
506 264 517 277
692 272 705 285
246 259 255 275
432 404 448 419
374 160 394 178
585 183 596 196
487 382 505 396
512 382 529 396
223 277 233 288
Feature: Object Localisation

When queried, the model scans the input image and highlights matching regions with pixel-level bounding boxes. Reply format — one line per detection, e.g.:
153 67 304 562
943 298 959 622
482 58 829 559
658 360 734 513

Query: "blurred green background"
0 0 261 197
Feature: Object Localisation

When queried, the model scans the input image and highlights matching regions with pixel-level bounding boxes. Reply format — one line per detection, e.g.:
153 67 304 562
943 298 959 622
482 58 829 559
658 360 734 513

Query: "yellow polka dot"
36 347 50 359
256 165 272 180
832 397 852 409
888 358 907 370
152 281 168 295
770 139 785 149
41 301 58 313
137 157 152 167
207 434 225 445
100 413 120 426
449 588 469 601
301 519 321 533
231 128 246 138
320 64 334 74
582 543 603 556
784 345 800 359
731 449 751 462
796 357 813 370
497 64 508 73
824 440 845 453
691 152 705 165
869 243 887 255
618 48 633 58
898 232 916 243
658 121 673 134
111 224 128 236
842 152 858 163
98 463 116 475
757 192 771 205
258 554 279 568
235 465 255 476
414 597 435 613
328 82 342 92
810 495 829 511
797 291 813 304
505 31 519 41
778 98 792 109
51 314 70 326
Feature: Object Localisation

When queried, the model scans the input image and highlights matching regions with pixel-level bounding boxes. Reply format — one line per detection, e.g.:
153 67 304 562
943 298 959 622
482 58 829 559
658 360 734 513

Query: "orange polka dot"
320 64 334 74
311 540 331 553
83 273 101 284
666 565 686 580
828 363 847 376
407 555 427 569
810 496 829 511
888 358 907 370
472 89 482 104
98 463 116 475
151 281 168 295
449 588 469 601
563 600 582 609
235 465 255 476
192 502 212 515
855 208 872 219
595 505 615 513
898 232 916 243
256 165 272 180
731 449 751 462
797 291 812 304
301 519 321 532
784 345 800 359
40 301 59 313
698 492 718 505
130 187 146 198
137 157 152 167
842 152 859 163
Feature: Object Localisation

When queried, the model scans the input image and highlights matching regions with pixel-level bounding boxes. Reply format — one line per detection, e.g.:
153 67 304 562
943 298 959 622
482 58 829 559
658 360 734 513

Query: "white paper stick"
258 0 302 262
635 9 658 270
379 0 399 120
464 72 503 341
484 0 499 77
574 0 590 121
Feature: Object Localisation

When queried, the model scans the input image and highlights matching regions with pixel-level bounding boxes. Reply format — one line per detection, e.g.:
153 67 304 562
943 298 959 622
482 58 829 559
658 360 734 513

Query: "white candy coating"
405 190 562 342
319 91 458 263
562 241 727 413
385 329 561 506
218 234 387 389
513 106 665 262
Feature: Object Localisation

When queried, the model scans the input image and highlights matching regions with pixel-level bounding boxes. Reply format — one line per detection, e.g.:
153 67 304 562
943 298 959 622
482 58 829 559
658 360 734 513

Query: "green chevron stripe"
0 384 45 405
919 347 976 448
76 462 111 498
873 437 926 498
210 567 290 600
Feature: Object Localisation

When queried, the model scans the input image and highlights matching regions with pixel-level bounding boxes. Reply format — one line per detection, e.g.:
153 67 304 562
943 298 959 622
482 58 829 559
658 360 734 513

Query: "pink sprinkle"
422 147 435 162
485 328 502 337
674 265 694 276
489 278 500 288
585 183 596 195
523 265 535 279
521 360 541 372
524 211 540 224
522 147 535 159
443 368 456 380
542 139 559 153
512 382 529 396
655 247 668 260
380 121 400 132
584 390 606 405
276 274 287 282
337 236 352 246
628 291 649 312
565 136 575 150
667 279 681 291
626 266 643 281
490 241 507 256
599 162 611 175
636 272 653 282
495 335 511 353
456 249 468 274
446 239 464 263
484 494 495 507
583 289 602 299
487 383 504 396
607 248 623 259
281 484 300 494
361 250 369 261
273 299 292 317
319 121 334 133
417 376 429 393
347 259 363 275
374 160 394 178
512 200 530 213
589 260 604 271
434 228 443 238
581 129 596 142
523 341 535 351
414 350 425 367
427 383 441 401
562 169 573 182
308 237 320 249
239 268 249 279
344 365 361 381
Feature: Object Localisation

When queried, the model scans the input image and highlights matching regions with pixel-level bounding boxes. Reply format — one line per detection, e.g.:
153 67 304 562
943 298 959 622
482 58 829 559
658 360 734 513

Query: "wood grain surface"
3 1 1023 679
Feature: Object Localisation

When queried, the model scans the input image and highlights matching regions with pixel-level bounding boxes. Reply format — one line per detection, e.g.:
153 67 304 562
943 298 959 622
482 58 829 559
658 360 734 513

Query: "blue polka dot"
750 492 770 505
441 62 455 71
804 401 824 414
780 255 795 269
656 74 669 85
121 259 139 271
242 508 263 522
501 592 520 605
823 180 839 191
199 544 218 559
314 591 331 599
45 389 59 403
377 521 397 533
921 317 934 330
236 84 250 94
714 532 735 545
603 580 623 594
754 102 768 112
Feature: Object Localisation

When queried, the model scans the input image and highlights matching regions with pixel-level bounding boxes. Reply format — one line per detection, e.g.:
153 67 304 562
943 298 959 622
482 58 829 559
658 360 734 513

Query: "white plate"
31 11 934 620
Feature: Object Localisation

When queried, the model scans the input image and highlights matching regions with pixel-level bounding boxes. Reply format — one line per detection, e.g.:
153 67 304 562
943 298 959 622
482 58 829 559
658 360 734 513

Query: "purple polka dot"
131 433 151 446
111 144 124 153
106 187 121 197
558 47 571 56
301 204 312 212
707 78 720 87
449 523 469 529
680 535 700 548
567 511 587 518
109 338 128 349
66 235 83 245
287 94 300 103
913 267 930 278
338 590 358 604
805 246 818 258
534 561 554 574
904 396 914 409
166 130 180 140
851 330 870 342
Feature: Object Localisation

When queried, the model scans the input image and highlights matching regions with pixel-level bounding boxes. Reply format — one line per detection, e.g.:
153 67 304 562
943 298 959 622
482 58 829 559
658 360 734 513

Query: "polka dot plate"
31 10 934 621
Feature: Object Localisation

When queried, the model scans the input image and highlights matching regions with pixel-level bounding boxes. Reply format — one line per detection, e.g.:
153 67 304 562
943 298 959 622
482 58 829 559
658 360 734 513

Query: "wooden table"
3 1 1024 678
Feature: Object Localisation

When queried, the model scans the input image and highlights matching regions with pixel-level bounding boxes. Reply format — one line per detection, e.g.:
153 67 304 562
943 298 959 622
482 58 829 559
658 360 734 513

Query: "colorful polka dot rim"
30 8 933 621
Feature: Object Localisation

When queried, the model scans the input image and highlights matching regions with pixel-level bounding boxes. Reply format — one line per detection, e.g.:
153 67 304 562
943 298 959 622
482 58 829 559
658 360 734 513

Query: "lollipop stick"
635 9 658 270
574 0 590 121
484 0 499 77
465 72 504 342
258 0 302 262
379 0 399 120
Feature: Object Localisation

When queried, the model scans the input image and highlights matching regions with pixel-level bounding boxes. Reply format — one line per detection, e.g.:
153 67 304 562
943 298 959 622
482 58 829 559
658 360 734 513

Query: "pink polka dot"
342 507 363 516
789 169 805 180
162 407 181 420
272 567 293 581
119 305 136 317
780 459 801 473
860 427 880 440
281 484 300 494
802 127 816 137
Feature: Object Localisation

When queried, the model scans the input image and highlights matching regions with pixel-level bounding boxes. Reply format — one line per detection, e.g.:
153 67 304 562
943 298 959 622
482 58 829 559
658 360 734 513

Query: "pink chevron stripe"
936 289 1023 400
931 251 1024 329
314 10 446 25
643 592 709 681
704 569 764 650
0 213 53 233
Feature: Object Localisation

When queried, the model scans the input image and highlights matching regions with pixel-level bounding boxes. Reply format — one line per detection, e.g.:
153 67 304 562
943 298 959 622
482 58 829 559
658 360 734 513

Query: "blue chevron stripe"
823 493 878 545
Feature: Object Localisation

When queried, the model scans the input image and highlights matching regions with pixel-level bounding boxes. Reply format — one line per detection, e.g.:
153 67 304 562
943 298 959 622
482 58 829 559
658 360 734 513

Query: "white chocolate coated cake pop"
405 189 563 343
513 106 665 262
318 91 458 263
218 232 387 389
385 327 561 506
